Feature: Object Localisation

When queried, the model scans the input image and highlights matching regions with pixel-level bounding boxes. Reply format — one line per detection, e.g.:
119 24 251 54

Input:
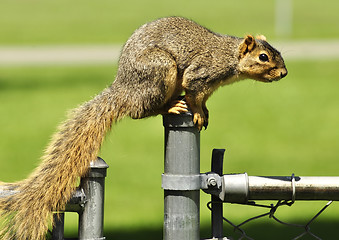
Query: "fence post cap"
88 157 109 178
162 112 195 128
90 157 109 169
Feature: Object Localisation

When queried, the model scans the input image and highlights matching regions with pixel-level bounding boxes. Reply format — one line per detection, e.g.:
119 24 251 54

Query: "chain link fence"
207 200 333 240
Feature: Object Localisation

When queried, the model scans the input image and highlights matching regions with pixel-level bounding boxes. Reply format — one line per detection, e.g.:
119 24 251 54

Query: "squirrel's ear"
239 35 256 56
256 35 267 41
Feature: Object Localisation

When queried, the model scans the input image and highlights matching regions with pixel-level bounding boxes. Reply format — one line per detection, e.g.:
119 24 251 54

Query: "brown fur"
0 17 287 239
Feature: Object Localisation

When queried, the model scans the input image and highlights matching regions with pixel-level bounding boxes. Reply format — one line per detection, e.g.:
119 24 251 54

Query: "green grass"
0 0 339 45
1 59 339 239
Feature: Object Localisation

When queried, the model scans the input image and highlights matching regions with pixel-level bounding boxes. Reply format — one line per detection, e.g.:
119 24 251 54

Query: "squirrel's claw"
167 100 189 114
193 112 205 131
203 118 208 130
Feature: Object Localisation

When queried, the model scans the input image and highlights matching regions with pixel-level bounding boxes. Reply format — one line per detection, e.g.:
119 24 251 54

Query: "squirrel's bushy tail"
0 85 126 240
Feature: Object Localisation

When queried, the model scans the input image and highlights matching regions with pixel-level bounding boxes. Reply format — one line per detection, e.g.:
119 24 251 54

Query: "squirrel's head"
238 35 287 82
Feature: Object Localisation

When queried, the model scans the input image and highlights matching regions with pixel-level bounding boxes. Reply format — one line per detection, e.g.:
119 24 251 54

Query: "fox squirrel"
0 16 287 239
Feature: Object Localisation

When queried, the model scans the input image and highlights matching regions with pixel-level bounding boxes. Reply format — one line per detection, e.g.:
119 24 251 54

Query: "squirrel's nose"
280 68 288 78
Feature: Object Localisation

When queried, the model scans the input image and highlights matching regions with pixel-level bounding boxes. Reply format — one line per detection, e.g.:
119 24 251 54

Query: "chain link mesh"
207 200 333 240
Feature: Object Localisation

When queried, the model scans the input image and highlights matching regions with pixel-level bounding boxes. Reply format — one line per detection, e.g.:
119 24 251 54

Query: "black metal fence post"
211 149 225 239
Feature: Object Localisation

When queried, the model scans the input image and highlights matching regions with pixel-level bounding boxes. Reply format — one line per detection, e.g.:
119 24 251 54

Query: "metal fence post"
162 112 200 240
78 157 108 240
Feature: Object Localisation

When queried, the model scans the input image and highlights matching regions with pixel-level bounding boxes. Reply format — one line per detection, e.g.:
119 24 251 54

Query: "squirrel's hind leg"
122 48 182 118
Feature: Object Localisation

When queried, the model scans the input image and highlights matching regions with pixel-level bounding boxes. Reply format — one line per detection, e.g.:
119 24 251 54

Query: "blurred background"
0 0 339 239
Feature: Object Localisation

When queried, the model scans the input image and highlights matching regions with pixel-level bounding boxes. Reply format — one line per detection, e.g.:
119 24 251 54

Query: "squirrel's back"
120 17 240 72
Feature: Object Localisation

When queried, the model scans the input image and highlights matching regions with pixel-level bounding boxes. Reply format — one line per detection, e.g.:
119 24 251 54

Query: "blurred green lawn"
0 0 339 45
1 60 339 239
1 0 339 239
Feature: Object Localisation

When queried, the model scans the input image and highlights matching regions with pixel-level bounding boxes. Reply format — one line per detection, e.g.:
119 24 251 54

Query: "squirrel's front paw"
167 100 189 114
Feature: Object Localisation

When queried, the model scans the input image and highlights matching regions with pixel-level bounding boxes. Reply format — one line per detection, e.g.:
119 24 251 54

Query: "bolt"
208 177 217 187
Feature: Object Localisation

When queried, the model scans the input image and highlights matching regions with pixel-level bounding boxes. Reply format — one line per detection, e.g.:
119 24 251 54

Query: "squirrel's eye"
259 53 269 62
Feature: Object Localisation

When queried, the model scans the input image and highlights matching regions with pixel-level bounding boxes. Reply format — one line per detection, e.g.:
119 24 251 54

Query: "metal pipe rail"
220 174 339 203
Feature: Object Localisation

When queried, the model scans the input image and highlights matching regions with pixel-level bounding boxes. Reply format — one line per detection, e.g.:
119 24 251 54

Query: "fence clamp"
162 174 202 190
201 173 223 197
162 173 224 191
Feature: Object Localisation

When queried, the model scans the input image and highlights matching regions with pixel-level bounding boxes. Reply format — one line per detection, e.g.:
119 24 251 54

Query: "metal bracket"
162 172 223 194
162 174 201 190
162 171 250 204
201 173 223 198
65 188 87 212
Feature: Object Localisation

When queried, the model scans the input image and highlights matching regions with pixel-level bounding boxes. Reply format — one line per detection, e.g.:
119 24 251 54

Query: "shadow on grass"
95 220 339 240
